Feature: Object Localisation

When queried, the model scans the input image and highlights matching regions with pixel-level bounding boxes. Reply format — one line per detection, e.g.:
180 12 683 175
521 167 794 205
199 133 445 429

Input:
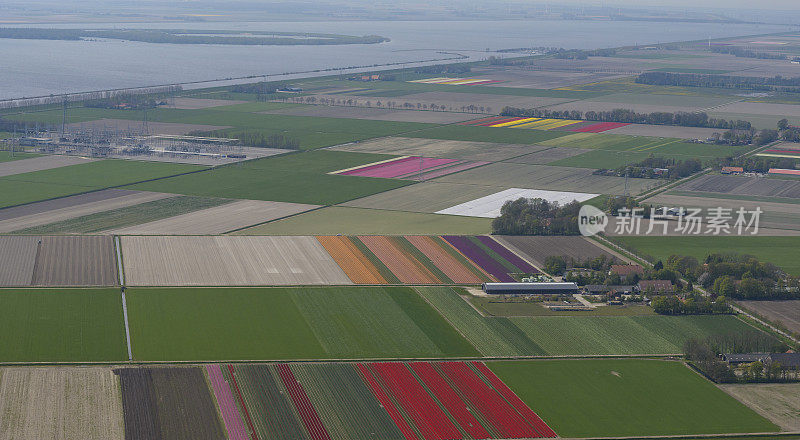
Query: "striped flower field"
408 77 503 86
316 235 537 285
460 116 629 132
213 361 556 440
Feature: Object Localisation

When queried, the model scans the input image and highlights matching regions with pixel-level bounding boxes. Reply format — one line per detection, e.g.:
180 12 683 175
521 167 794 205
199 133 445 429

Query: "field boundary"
121 289 132 361
0 354 683 367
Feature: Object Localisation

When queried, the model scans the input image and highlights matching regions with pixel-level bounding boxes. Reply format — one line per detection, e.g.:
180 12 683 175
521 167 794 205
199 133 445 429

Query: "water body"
0 20 791 99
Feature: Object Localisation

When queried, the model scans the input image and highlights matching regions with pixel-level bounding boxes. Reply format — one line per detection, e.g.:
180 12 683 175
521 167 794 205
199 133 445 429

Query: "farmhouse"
482 282 579 295
637 279 674 293
610 264 644 281
584 284 635 295
721 166 744 175
721 353 770 366
722 352 800 376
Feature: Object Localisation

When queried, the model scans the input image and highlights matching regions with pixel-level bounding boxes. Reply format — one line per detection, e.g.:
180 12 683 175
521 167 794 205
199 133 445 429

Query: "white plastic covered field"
435 188 598 218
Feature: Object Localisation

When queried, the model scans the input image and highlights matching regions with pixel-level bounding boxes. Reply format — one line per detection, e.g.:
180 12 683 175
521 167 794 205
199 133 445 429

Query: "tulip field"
460 116 630 132
215 361 556 440
317 235 537 285
409 77 503 86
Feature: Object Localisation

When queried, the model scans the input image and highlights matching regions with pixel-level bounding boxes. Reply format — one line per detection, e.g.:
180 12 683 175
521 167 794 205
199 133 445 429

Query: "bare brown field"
32 236 117 286
265 104 475 123
342 181 502 213
678 175 800 199
605 124 723 139
0 155 97 178
0 190 173 233
495 236 621 267
738 300 800 336
720 383 800 431
331 136 542 161
0 367 124 440
121 235 351 286
433 162 658 195
169 97 247 109
505 147 591 164
0 236 38 286
66 119 230 135
107 199 319 235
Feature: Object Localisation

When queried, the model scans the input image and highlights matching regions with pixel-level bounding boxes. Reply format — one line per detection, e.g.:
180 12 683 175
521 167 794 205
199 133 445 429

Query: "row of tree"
284 96 491 113
710 45 786 60
636 71 800 92
594 156 702 180
198 130 300 150
500 106 752 130
651 293 730 315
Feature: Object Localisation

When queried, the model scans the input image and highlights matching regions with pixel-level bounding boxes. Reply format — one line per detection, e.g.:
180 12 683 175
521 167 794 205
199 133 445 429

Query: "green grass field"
127 150 411 205
0 289 127 362
416 287 761 356
304 77 606 99
406 124 569 144
0 150 38 162
7 105 436 150
15 196 230 234
613 236 800 276
0 159 204 208
490 359 778 437
235 206 492 235
126 286 477 361
539 132 751 168
416 286 546 357
510 315 760 355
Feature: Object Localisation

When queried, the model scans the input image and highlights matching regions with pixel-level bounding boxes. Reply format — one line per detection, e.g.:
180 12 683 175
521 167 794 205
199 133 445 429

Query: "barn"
482 282 579 295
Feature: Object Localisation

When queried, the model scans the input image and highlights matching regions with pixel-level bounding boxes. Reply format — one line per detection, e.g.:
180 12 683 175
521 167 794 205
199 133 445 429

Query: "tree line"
710 45 786 60
500 106 752 130
195 130 300 150
636 71 800 93
594 156 702 180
